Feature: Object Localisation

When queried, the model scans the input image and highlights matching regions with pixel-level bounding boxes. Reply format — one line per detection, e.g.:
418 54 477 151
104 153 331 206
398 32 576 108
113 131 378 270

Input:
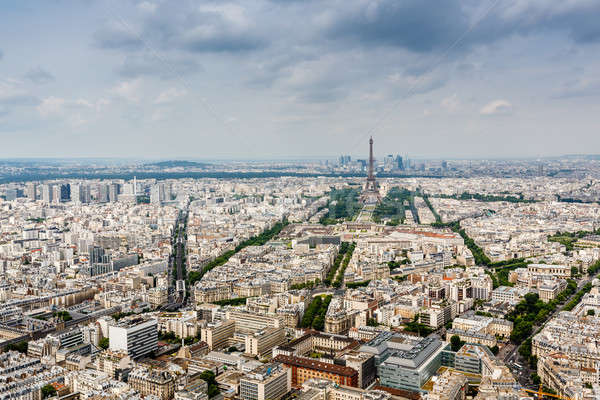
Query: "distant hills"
144 160 211 169
561 154 600 160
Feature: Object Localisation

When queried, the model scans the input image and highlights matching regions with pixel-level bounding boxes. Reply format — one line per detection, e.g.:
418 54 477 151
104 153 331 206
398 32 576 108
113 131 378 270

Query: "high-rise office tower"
71 184 81 203
71 184 91 203
42 184 53 203
60 184 70 201
52 185 61 204
396 156 404 170
98 184 109 203
150 184 164 205
108 183 119 202
25 183 37 200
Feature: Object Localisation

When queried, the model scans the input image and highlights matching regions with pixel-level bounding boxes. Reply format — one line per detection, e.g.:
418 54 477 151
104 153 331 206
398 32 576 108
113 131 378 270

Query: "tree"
99 337 109 350
450 335 463 352
6 340 28 354
41 384 57 399
588 309 595 316
531 373 541 385
489 345 499 355
199 370 220 398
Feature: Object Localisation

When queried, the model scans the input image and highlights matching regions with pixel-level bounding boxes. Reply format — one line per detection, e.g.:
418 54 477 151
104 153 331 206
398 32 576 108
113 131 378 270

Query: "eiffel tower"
360 137 381 204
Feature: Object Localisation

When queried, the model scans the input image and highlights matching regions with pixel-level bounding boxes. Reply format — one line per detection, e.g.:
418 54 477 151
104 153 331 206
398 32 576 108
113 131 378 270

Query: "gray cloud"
322 1 600 55
325 0 468 53
555 78 600 99
181 30 265 53
0 94 40 107
93 24 143 51
116 54 201 79
94 3 268 54
24 67 54 85
494 2 600 45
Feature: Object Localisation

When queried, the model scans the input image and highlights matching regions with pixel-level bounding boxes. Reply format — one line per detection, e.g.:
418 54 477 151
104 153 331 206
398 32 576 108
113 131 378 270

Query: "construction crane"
522 384 573 400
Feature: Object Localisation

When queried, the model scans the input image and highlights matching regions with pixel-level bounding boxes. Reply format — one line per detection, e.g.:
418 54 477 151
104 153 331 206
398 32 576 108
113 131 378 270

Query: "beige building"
245 327 286 358
424 369 468 400
325 312 355 335
527 264 571 279
195 284 231 303
201 320 235 350
538 280 567 302
148 287 169 307
226 310 283 334
95 350 131 379
128 367 175 400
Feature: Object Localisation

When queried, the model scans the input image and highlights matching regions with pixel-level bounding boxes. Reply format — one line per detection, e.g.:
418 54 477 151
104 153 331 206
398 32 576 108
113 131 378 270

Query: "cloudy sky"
1 0 600 159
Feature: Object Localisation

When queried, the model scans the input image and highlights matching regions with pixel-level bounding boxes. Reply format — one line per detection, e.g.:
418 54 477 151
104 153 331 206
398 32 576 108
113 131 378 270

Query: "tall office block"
42 184 53 203
108 183 119 202
98 184 109 203
150 184 165 205
25 183 37 200
52 185 61 204
109 318 158 359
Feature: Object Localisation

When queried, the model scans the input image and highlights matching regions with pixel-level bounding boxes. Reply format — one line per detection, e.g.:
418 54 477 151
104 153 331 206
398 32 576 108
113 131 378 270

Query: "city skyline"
1 1 600 158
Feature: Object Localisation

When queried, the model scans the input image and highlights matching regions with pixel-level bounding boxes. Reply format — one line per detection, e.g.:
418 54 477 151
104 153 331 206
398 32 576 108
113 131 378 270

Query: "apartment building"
128 366 176 400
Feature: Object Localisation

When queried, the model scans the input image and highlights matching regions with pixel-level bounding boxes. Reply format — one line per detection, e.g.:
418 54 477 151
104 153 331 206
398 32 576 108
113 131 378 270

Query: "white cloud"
441 94 460 111
111 79 142 103
37 96 66 116
154 88 187 104
69 114 88 127
75 99 94 108
480 99 513 115
138 1 157 13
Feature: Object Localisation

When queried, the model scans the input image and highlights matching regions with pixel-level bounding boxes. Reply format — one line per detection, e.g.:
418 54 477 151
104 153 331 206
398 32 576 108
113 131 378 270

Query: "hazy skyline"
1 1 600 159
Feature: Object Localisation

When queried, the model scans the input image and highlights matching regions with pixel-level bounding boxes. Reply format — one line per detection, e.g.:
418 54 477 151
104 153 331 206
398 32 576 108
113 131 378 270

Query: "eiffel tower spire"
361 136 381 204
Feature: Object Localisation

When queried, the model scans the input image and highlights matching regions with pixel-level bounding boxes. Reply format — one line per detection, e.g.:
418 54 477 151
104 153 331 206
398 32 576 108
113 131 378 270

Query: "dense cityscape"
1 140 600 400
2 1 600 400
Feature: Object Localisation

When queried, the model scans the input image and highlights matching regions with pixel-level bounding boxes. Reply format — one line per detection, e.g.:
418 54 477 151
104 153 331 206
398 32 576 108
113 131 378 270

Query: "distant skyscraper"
339 155 351 165
384 154 394 169
98 184 109 203
52 185 61 204
25 183 37 200
71 184 91 203
150 184 164 205
71 184 81 203
108 183 119 202
61 184 70 201
42 184 53 203
396 156 404 170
